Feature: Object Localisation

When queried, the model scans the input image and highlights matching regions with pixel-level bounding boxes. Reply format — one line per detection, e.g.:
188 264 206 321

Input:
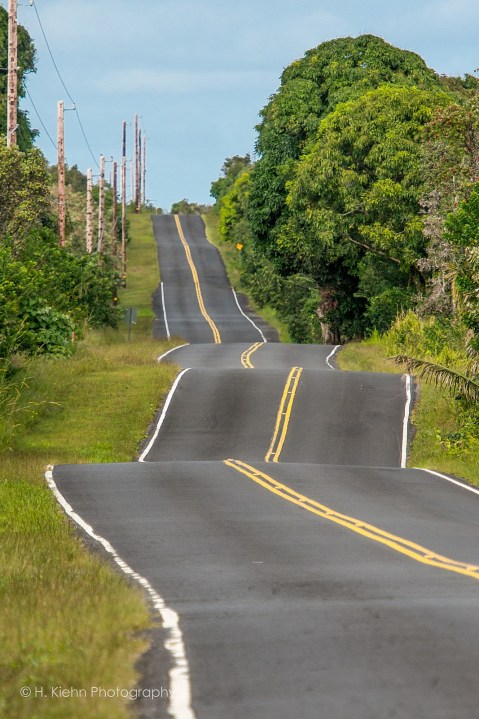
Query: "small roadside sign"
124 307 138 340
124 307 138 325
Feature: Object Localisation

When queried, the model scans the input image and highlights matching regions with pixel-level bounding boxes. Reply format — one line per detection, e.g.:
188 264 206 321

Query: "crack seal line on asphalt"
44 468 196 719
224 459 479 582
265 366 303 462
241 342 263 368
174 215 221 344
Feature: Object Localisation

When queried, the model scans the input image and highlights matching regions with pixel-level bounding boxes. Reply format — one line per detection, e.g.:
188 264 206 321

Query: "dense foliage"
0 150 120 365
211 34 479 347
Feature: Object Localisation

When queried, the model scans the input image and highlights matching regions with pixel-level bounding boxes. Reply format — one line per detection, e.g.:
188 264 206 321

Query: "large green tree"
0 142 51 242
247 35 453 247
280 86 451 338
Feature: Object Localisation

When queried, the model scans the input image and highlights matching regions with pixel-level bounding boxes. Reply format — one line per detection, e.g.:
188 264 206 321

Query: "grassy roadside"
0 210 180 718
337 339 479 485
202 210 292 342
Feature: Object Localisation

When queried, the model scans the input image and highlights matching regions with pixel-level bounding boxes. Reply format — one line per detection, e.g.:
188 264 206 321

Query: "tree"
0 143 51 242
247 34 454 249
170 199 209 215
443 184 479 350
418 94 479 315
274 86 450 339
210 155 252 205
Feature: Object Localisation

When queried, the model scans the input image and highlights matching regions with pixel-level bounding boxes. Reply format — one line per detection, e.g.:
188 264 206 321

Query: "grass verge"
202 210 291 342
0 209 180 718
337 338 479 485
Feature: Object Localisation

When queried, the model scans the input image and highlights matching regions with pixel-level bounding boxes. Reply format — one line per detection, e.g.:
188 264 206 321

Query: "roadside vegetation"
0 209 179 718
1 11 181 716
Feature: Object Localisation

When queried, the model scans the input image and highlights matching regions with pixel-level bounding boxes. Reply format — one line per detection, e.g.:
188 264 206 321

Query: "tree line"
210 34 479 371
0 7 121 370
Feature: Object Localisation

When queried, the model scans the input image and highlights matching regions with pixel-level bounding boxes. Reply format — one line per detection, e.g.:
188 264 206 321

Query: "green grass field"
0 210 180 718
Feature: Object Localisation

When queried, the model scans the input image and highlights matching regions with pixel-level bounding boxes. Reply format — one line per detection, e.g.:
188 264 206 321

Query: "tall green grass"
337 322 479 485
0 209 180 718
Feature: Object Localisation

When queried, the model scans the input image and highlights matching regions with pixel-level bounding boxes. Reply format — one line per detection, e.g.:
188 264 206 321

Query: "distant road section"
151 214 276 343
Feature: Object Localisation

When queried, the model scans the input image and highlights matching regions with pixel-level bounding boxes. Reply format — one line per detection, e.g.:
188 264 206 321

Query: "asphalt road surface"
52 214 479 719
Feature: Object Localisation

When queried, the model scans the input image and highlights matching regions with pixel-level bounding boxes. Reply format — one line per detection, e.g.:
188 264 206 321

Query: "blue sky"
9 0 479 210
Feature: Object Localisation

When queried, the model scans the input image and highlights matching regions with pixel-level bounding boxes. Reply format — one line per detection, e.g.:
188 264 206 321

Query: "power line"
30 0 74 105
25 87 57 150
29 0 99 168
74 108 99 169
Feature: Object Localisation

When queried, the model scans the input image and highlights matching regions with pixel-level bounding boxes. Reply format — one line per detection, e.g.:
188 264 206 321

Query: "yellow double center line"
265 367 303 462
174 215 221 344
224 459 479 582
241 342 263 368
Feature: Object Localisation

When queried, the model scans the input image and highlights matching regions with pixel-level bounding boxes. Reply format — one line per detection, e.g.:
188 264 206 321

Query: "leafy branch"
391 355 479 403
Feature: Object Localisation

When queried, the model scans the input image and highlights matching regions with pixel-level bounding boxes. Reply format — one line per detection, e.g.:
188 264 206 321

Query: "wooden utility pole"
97 155 105 258
137 129 142 212
57 101 66 246
86 168 93 252
112 160 118 256
134 113 141 213
7 0 18 147
142 134 147 207
121 121 127 281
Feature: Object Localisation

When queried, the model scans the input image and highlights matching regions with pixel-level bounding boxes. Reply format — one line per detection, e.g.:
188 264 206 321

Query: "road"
52 214 479 719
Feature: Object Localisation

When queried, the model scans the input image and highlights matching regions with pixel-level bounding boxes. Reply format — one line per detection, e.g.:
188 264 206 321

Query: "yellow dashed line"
224 459 479 582
174 215 221 344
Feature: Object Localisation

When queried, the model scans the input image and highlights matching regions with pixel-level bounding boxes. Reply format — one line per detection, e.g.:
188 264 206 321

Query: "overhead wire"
29 0 99 168
25 87 57 150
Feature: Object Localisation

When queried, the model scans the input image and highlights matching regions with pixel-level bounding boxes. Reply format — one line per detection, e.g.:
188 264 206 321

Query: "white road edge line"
161 282 171 340
417 467 479 496
231 288 267 342
325 345 341 370
401 374 412 469
157 343 190 363
44 468 196 719
139 368 191 462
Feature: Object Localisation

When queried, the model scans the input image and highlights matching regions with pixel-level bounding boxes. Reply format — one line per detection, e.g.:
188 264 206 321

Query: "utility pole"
142 134 147 207
134 113 141 213
137 128 142 212
112 160 118 256
86 168 93 252
7 0 18 147
121 121 127 282
57 100 66 247
97 155 105 258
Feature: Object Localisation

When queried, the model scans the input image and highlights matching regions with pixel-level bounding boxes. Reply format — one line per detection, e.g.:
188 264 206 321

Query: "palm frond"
391 355 479 404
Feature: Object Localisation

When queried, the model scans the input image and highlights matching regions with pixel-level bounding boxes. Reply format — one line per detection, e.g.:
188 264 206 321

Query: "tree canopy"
210 34 479 343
